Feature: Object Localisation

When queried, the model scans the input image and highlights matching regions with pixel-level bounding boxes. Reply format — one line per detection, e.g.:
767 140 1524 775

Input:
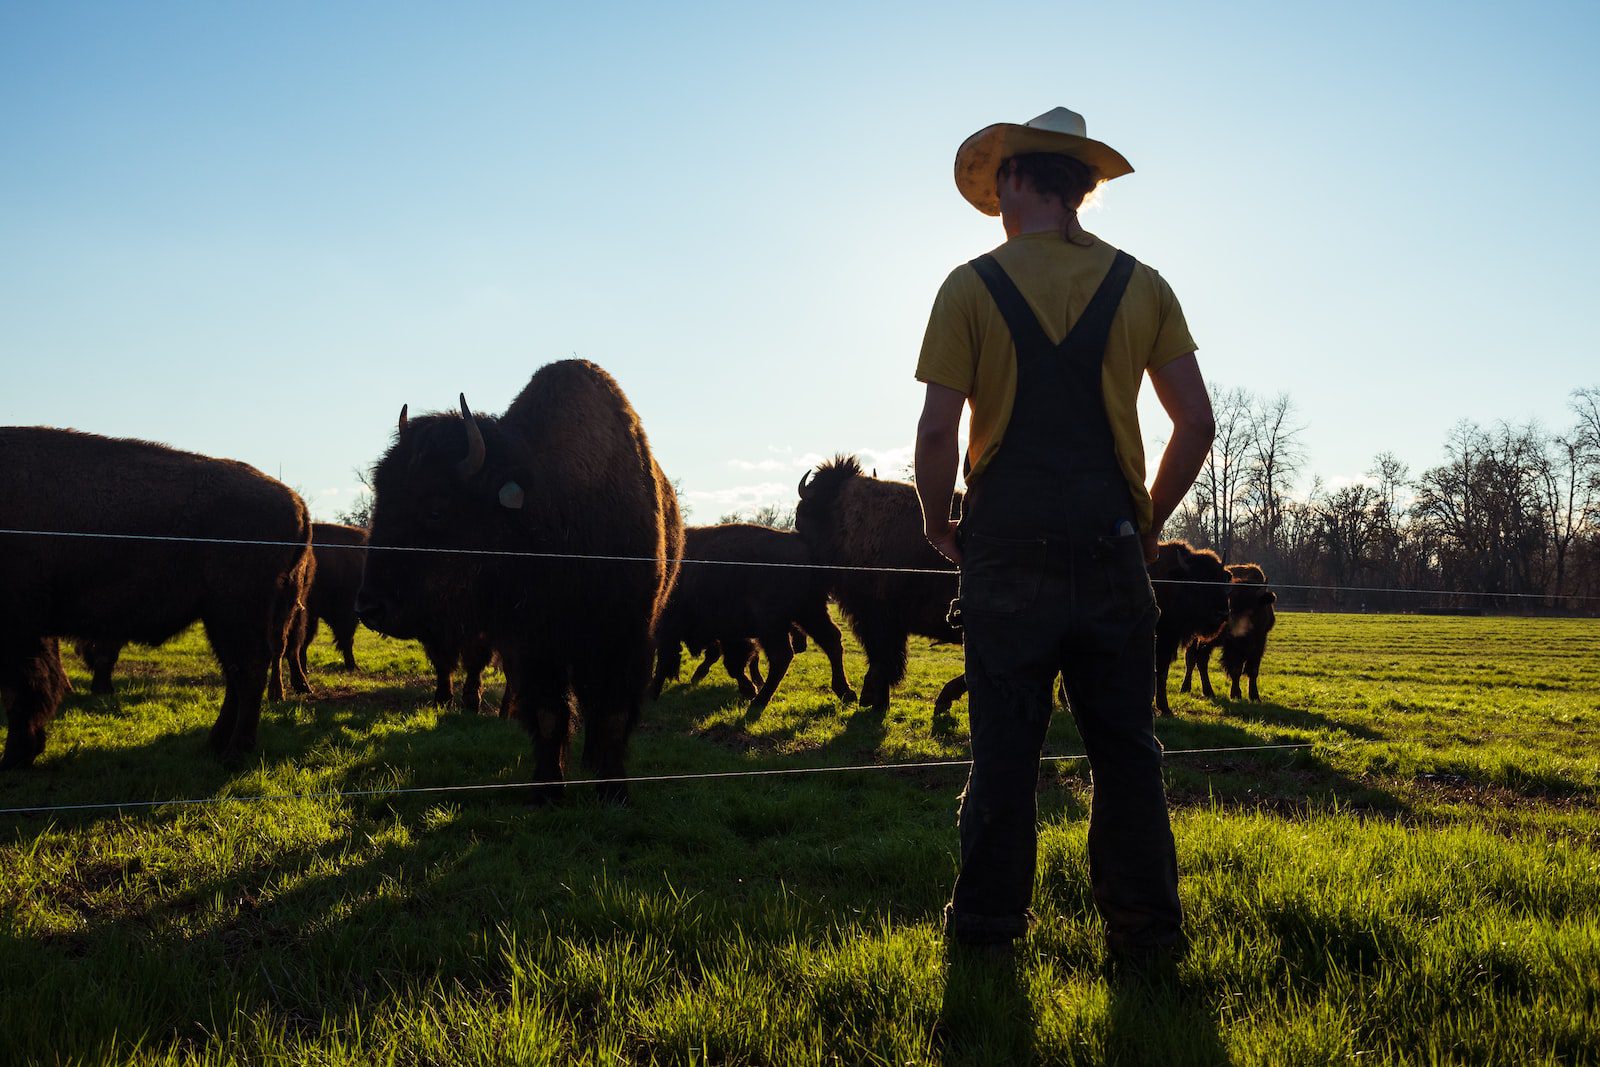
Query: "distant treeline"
350 387 1600 616
1166 386 1600 615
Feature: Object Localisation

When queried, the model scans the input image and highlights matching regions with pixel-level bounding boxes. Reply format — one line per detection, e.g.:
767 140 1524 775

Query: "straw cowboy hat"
954 107 1133 216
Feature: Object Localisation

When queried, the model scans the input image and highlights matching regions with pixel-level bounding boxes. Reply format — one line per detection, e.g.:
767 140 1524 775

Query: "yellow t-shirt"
915 230 1196 533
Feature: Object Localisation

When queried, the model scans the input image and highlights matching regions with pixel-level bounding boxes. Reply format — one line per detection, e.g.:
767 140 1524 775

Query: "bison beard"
795 456 959 711
650 524 854 713
355 360 683 803
0 427 313 768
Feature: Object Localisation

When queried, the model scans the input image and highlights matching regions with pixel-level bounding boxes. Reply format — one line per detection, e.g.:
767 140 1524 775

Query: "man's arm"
914 382 967 565
1145 352 1215 563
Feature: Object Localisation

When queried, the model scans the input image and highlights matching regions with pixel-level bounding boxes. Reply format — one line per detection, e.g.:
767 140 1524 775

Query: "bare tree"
719 503 796 530
336 468 374 529
1190 385 1255 560
1244 392 1304 555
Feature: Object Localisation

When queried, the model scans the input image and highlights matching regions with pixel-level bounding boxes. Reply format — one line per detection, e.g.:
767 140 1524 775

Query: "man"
913 107 1215 958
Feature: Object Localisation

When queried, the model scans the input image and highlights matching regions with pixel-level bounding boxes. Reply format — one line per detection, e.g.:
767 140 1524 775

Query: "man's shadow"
937 947 1034 1064
1103 961 1230 1066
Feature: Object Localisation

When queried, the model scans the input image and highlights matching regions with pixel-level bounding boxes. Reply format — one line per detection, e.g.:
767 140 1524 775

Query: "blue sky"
3 1 1596 521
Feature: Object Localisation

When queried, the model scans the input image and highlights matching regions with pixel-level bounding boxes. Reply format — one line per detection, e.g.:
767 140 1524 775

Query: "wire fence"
3 527 1597 605
0 525 1589 820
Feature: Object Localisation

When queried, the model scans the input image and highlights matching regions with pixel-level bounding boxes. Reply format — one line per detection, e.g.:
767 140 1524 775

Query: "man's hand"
927 519 963 566
1141 531 1159 565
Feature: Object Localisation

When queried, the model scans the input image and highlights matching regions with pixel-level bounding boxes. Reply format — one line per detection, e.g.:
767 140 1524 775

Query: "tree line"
1167 386 1600 614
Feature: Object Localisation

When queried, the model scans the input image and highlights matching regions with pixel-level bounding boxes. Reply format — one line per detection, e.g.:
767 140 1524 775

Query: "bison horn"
797 470 815 500
397 404 408 435
457 394 486 479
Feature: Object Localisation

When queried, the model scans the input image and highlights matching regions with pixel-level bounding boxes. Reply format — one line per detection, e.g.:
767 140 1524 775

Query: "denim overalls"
947 247 1184 952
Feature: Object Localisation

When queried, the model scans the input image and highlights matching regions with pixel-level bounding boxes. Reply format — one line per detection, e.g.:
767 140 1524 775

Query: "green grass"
2 613 1598 1065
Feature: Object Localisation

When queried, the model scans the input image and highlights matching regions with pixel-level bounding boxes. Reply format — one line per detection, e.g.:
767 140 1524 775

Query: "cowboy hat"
954 107 1133 216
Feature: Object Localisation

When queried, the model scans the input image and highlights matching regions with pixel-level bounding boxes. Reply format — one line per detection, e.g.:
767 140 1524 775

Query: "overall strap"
968 254 1053 355
1063 250 1137 351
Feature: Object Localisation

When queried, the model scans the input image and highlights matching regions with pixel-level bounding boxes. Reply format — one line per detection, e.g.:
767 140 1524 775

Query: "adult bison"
795 456 959 711
1182 563 1277 702
293 522 369 674
0 427 313 768
651 523 853 712
355 359 683 801
1148 539 1232 716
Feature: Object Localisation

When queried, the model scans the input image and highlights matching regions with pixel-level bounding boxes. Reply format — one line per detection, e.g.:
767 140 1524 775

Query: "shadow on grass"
1197 696 1385 740
938 948 1034 1064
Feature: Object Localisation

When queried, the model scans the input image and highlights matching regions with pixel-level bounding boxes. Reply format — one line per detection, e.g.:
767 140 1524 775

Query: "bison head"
356 395 529 639
1225 564 1276 639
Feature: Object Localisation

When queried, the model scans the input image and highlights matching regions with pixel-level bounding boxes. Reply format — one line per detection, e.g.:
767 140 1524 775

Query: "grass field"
2 612 1597 1065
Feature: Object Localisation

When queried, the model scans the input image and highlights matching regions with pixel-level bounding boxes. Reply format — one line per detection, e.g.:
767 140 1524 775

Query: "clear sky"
4 1 1596 521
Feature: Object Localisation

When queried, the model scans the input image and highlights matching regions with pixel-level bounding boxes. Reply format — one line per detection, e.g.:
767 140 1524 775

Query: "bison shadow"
1184 695 1385 741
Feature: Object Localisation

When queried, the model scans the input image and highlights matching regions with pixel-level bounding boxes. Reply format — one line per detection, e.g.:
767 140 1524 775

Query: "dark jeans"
945 531 1183 951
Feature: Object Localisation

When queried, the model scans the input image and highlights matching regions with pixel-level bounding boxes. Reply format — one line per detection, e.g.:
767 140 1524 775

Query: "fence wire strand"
0 742 1321 818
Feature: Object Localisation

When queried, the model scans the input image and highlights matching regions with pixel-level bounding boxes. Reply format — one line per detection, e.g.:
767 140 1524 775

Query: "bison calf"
1149 539 1231 716
651 524 853 712
294 522 368 675
1182 563 1276 702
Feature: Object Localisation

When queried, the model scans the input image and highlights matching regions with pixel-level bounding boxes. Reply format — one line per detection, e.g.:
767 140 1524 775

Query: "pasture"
1 612 1597 1065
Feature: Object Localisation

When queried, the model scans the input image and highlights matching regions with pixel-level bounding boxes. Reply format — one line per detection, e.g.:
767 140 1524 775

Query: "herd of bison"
0 360 1277 797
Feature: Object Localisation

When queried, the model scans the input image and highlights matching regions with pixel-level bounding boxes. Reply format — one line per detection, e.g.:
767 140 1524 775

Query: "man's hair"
997 153 1101 243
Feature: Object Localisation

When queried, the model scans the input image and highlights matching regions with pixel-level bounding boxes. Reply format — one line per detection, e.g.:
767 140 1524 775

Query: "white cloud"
723 443 916 479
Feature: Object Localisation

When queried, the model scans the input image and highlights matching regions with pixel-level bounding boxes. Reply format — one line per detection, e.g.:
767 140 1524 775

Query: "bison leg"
203 614 274 757
1 637 69 770
283 608 312 696
295 616 318 680
572 644 649 805
510 655 574 804
720 639 759 700
933 673 967 717
650 639 683 700
329 612 360 671
75 640 122 696
212 658 269 759
796 605 855 703
1153 634 1180 716
1246 652 1263 702
856 620 909 711
688 644 719 686
1196 644 1217 699
421 637 458 708
789 625 809 654
746 629 794 716
459 639 492 714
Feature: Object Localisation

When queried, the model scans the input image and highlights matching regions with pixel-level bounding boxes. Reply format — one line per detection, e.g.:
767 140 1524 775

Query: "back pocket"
960 533 1047 617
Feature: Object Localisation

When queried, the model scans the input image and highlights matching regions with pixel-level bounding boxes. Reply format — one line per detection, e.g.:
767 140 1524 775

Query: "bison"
795 456 960 711
355 359 683 801
650 523 853 712
1148 539 1232 716
669 629 809 697
1 427 313 767
293 522 369 674
1182 563 1276 702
